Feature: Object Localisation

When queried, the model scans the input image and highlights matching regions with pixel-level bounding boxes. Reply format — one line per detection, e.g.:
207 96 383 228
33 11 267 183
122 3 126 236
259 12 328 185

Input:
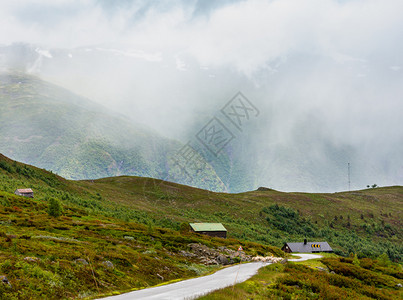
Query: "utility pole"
348 163 351 191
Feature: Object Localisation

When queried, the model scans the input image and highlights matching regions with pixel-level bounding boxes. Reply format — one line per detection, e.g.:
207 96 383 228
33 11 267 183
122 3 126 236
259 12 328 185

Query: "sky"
0 0 402 191
1 0 402 73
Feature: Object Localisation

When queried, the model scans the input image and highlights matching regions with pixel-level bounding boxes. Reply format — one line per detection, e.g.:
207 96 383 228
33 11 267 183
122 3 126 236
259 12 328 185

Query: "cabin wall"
191 229 227 238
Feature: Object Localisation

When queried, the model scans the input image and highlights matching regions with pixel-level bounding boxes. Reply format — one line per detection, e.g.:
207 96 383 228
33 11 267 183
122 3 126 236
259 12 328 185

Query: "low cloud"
0 0 402 191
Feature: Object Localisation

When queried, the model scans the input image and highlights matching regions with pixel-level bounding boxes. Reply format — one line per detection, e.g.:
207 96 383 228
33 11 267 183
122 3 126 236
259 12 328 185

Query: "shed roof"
189 223 227 232
16 188 33 193
284 242 333 252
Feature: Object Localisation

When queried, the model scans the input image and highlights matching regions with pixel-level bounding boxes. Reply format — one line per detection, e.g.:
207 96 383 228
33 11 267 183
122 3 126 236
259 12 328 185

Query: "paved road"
288 253 322 262
100 254 322 300
100 262 266 300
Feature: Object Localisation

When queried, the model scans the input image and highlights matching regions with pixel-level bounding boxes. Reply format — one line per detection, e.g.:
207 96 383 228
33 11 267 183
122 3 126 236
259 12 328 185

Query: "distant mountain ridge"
0 72 226 191
1 43 402 193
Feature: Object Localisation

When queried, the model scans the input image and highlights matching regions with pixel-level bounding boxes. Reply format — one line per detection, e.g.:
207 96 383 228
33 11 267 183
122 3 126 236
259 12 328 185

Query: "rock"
316 267 327 272
217 255 229 265
157 273 164 281
330 271 336 274
124 236 134 240
74 258 89 265
396 283 402 288
0 275 11 287
102 261 114 269
280 258 288 264
0 275 9 284
24 256 39 262
179 250 197 258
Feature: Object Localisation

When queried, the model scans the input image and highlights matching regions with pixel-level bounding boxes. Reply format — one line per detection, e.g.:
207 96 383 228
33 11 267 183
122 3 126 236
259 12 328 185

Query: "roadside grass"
198 256 403 300
293 252 339 269
198 263 286 300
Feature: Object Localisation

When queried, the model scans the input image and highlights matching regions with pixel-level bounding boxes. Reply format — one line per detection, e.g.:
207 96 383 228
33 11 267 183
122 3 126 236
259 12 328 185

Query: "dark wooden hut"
282 239 333 253
14 188 34 198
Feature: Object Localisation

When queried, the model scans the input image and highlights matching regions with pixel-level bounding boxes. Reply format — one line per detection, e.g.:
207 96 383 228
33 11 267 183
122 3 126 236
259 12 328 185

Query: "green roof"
189 223 227 232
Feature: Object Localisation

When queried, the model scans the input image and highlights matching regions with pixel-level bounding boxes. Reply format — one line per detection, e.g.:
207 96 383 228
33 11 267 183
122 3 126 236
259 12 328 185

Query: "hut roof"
16 188 33 194
284 242 333 252
189 223 227 232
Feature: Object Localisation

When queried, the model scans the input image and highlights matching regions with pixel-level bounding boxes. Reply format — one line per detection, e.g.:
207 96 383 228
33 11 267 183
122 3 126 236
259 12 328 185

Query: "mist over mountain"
0 71 226 192
0 0 402 192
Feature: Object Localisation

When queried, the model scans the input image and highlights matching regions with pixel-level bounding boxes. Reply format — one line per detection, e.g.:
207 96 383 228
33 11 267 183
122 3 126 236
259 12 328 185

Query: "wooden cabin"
189 223 227 238
14 188 34 198
282 239 333 253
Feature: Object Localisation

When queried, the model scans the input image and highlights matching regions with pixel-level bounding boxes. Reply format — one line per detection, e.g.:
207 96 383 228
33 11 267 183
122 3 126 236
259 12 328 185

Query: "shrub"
47 198 62 217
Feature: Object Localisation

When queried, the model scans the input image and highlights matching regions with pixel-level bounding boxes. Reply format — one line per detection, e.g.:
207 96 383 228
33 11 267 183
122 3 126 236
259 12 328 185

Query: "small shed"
189 223 227 238
14 188 34 198
282 239 333 253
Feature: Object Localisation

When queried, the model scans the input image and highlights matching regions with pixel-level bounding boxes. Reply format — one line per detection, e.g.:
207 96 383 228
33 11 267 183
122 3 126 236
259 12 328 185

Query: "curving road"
288 253 322 262
99 254 322 300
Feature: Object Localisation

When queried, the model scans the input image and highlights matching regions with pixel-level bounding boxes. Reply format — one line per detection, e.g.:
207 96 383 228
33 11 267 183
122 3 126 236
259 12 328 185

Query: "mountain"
1 43 402 193
0 72 226 191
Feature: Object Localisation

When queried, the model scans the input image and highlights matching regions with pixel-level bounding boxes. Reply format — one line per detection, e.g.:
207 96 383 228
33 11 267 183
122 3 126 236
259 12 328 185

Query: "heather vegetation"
199 256 402 299
0 154 285 299
0 153 401 298
0 190 282 299
0 153 401 263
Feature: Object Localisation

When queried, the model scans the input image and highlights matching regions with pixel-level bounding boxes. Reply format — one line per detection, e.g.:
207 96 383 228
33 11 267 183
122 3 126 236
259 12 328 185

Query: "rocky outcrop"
183 243 283 266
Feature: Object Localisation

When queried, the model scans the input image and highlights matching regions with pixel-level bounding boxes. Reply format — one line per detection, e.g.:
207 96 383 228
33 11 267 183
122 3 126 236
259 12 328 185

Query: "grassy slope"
0 155 282 299
73 176 402 259
0 153 402 261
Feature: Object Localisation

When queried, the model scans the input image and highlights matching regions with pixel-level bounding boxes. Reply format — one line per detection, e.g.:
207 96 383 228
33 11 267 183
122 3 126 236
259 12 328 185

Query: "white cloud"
175 56 187 71
35 48 52 58
95 48 162 62
1 0 402 76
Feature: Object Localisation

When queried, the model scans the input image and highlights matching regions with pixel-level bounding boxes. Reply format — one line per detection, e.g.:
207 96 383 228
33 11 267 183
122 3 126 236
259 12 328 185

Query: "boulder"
0 276 9 284
217 255 229 265
74 258 89 265
24 256 39 263
280 258 288 264
0 275 11 287
102 261 114 269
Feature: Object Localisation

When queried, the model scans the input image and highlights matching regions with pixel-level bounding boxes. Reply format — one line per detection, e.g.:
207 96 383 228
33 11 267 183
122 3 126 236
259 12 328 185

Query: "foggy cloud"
0 0 402 192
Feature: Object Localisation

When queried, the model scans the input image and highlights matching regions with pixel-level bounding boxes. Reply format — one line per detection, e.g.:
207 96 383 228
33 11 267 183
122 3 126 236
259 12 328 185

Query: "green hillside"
0 72 225 192
0 153 401 262
0 154 282 299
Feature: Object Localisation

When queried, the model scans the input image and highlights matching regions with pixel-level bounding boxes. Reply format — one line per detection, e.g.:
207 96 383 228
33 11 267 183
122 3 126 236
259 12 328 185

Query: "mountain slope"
0 154 284 299
0 72 226 191
0 154 401 261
